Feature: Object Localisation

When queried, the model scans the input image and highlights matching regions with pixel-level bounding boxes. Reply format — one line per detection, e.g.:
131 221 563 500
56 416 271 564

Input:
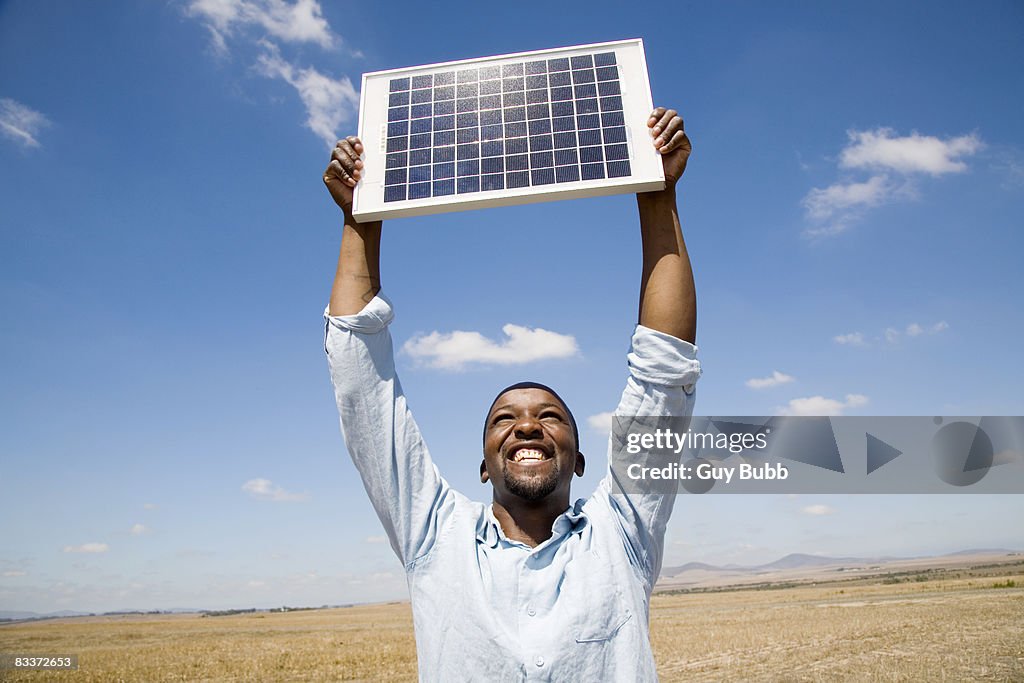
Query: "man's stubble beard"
501 459 562 501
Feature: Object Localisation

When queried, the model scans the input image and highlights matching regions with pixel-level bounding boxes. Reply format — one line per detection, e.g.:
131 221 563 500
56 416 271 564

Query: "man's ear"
574 451 586 477
480 459 489 484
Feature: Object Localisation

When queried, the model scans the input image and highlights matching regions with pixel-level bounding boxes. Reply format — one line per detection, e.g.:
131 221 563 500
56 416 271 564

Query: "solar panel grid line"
355 39 663 222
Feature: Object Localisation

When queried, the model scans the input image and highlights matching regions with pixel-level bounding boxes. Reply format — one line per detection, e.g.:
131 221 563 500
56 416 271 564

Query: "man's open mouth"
510 447 551 463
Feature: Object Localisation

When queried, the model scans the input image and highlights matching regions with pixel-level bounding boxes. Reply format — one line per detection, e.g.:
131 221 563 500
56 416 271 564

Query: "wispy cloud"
802 127 983 237
143 502 158 510
802 174 893 222
587 411 614 435
2 570 27 577
801 504 835 516
835 321 948 347
63 543 109 554
186 0 335 53
364 535 386 544
402 324 579 370
746 370 795 390
833 332 866 346
0 98 50 148
991 148 1024 190
777 394 868 416
242 478 310 502
129 524 149 536
184 1 357 147
256 42 358 148
905 321 947 338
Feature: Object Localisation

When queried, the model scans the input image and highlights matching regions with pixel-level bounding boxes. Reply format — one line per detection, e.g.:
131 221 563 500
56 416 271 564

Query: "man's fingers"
648 107 666 129
650 108 682 149
331 144 362 185
337 136 364 165
659 130 690 155
325 159 357 187
335 139 363 170
327 155 354 183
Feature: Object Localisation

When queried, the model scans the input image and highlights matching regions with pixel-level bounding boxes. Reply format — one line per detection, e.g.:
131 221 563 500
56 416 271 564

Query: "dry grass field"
2 569 1022 681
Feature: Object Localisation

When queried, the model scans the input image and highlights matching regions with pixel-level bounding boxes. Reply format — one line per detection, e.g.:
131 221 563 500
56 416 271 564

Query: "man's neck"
490 497 569 548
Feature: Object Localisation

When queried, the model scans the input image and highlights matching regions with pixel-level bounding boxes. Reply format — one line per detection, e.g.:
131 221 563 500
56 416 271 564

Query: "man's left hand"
648 107 691 187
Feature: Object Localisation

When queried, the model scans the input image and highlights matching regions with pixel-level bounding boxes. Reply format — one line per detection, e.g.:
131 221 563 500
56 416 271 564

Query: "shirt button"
526 604 536 617
535 656 545 667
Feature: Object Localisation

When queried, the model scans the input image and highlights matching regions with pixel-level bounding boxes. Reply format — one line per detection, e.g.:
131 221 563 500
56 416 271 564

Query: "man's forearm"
329 214 383 317
636 188 696 344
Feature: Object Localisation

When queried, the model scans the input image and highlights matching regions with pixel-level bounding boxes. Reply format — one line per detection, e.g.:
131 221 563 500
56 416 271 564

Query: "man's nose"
514 415 543 438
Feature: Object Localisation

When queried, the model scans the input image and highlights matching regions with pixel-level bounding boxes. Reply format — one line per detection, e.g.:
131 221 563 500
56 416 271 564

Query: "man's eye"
493 414 514 424
541 412 564 421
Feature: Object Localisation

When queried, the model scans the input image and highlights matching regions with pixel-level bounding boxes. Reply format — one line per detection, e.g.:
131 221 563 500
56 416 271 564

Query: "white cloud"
836 322 948 346
802 127 983 237
745 370 795 390
256 43 359 148
587 411 614 435
886 321 949 344
833 332 866 346
402 324 579 370
143 503 158 510
840 128 984 176
63 543 109 554
184 1 355 147
186 0 335 52
242 478 310 502
129 524 149 536
0 98 50 148
802 174 892 222
777 394 868 416
364 535 386 544
2 570 27 577
801 504 835 516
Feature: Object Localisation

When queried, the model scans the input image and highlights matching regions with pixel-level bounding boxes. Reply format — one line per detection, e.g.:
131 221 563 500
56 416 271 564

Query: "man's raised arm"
595 107 700 589
324 136 382 316
637 107 696 344
322 136 450 568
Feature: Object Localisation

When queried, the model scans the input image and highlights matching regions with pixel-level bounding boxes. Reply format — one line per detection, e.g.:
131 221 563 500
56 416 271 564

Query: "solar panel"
351 39 664 222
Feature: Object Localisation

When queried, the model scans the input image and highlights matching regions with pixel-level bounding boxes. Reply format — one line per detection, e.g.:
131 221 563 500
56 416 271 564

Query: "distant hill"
659 561 742 575
0 609 93 621
756 553 864 570
662 553 866 578
942 548 1017 556
661 548 1021 579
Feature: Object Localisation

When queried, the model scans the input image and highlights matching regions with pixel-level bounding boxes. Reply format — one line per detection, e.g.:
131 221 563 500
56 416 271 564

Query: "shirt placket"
517 549 550 680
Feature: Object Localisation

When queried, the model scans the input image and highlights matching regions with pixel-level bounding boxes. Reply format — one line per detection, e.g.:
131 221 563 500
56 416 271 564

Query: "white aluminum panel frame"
352 39 664 222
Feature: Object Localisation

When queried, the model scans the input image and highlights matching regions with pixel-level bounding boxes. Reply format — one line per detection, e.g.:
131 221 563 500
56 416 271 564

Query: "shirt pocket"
575 607 632 643
562 554 634 644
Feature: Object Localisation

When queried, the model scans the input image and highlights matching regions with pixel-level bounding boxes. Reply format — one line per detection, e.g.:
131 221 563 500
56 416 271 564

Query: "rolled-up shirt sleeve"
597 324 701 589
325 294 451 567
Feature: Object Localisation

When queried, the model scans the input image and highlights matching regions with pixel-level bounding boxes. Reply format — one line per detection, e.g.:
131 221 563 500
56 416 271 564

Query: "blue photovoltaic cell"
383 49 631 203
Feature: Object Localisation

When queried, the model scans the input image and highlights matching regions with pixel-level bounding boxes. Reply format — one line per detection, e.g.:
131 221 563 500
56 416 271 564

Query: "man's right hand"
323 136 364 215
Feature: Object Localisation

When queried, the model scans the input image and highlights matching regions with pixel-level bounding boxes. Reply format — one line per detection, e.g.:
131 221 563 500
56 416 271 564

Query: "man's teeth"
513 448 545 462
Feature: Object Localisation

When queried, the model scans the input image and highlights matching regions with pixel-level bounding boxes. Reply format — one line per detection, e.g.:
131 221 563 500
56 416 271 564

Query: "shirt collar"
476 499 590 549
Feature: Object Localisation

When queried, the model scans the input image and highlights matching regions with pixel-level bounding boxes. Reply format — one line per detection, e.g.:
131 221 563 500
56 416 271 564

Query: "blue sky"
1 0 1022 613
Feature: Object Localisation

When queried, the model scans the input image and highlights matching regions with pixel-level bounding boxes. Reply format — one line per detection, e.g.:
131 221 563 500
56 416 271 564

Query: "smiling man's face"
482 387 584 506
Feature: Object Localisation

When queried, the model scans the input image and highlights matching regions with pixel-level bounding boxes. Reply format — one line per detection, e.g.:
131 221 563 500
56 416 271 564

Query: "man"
323 106 699 681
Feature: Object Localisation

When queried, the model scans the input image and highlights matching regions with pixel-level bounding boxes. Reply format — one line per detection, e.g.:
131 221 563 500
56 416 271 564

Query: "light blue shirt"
325 294 700 681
